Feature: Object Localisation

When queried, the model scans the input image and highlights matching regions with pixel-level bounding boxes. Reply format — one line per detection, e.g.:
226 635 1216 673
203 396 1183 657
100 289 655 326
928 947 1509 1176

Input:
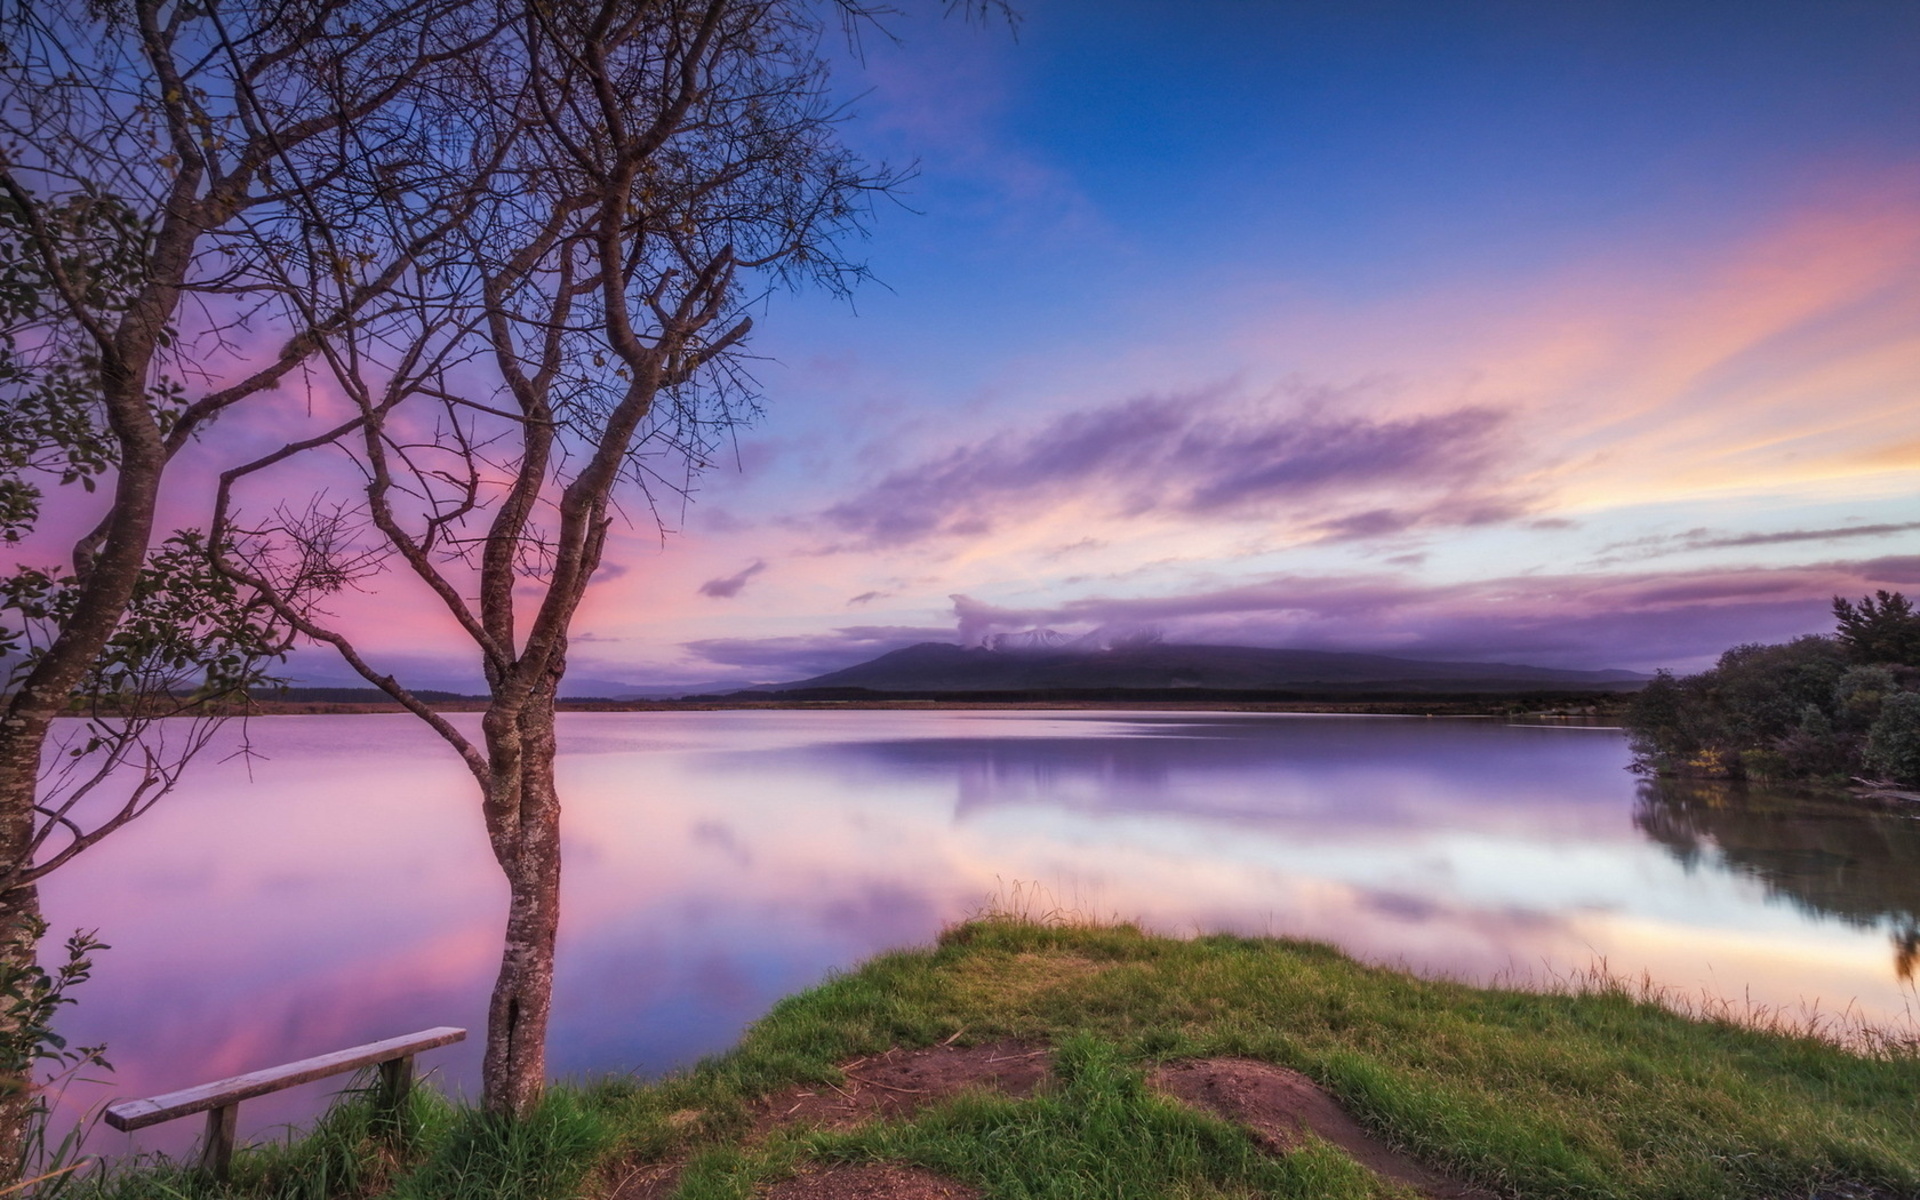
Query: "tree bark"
478 657 564 1118
0 366 165 1160
0 882 39 1175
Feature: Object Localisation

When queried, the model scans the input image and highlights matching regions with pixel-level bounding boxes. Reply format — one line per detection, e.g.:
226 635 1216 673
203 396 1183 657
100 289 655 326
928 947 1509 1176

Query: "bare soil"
618 1046 1513 1199
604 1156 684 1200
754 1040 1051 1134
1150 1057 1496 1200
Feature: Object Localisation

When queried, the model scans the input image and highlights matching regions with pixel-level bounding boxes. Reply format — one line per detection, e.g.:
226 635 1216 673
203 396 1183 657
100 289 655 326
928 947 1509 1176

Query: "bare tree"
214 0 1002 1117
0 0 498 1167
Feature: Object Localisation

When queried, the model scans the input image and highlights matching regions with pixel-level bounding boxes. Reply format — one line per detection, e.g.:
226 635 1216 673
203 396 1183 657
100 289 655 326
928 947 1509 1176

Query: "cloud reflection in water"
42 711 1918 1153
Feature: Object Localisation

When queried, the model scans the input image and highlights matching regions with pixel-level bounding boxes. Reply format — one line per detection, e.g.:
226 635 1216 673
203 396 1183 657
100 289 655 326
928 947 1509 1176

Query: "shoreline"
216 695 1632 721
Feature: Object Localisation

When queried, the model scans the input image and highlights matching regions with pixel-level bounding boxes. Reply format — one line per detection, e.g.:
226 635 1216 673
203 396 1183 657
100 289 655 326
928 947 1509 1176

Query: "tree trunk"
478 675 563 1118
0 736 41 1161
0 311 168 1165
0 879 41 1174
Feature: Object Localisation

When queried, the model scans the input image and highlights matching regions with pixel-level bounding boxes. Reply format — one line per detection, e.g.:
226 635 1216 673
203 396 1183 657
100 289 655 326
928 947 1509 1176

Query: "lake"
42 709 1920 1153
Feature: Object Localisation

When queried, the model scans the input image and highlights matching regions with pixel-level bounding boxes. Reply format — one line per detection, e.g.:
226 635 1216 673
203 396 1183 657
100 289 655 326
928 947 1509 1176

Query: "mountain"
767 637 1647 695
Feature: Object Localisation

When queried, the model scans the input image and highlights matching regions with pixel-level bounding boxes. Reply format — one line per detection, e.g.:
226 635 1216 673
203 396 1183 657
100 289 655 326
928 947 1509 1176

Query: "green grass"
71 1079 456 1200
64 917 1920 1200
728 1035 1389 1200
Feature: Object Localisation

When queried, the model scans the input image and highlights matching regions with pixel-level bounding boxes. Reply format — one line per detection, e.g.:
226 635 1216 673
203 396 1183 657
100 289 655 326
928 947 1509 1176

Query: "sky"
147 0 1920 689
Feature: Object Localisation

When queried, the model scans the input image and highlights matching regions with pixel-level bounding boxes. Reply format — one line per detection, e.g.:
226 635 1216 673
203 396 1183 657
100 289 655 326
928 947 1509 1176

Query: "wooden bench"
103 1026 466 1179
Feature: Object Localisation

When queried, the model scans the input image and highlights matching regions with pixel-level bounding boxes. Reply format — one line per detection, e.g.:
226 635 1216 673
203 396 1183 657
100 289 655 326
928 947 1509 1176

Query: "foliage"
0 185 161 542
1 533 286 700
1864 692 1920 788
1 531 291 894
1624 593 1920 786
0 918 108 1190
1833 590 1920 668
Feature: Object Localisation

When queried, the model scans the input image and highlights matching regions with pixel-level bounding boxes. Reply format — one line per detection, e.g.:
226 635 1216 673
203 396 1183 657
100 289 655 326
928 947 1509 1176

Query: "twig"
0 1160 90 1196
842 1075 926 1094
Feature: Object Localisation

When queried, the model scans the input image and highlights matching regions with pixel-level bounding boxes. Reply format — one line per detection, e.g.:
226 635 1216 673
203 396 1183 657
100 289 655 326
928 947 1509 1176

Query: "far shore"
219 690 1633 721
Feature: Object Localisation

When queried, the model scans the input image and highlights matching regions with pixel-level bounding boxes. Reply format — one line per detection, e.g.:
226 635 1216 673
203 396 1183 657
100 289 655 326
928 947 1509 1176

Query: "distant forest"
1625 591 1920 787
257 687 475 704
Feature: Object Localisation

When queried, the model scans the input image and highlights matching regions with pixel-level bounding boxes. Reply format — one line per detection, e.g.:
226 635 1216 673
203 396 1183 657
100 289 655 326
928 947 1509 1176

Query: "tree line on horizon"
1625 590 1920 788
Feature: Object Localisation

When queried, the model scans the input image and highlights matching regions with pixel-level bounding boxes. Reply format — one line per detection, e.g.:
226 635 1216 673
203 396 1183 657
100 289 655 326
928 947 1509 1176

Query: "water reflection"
1635 778 1920 982
38 711 1920 1154
737 716 1631 827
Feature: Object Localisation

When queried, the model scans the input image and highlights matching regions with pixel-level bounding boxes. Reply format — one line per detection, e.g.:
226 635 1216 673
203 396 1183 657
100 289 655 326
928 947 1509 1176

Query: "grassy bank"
72 918 1920 1200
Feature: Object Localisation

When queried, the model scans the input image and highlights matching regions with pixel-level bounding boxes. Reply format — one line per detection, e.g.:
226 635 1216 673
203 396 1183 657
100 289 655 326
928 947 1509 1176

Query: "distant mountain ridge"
770 635 1646 695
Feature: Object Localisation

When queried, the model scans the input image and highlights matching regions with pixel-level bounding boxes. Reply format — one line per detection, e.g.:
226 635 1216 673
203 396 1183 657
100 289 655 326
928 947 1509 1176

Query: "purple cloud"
821 390 1520 547
949 555 1920 673
698 560 768 599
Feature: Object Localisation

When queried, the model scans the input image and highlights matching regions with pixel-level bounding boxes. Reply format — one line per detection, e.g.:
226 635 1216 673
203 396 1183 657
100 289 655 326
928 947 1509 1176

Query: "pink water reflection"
42 711 1919 1155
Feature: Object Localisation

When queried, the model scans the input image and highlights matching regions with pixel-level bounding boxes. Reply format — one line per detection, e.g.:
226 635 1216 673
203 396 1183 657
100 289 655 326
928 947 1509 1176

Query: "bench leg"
379 1054 415 1113
200 1103 237 1180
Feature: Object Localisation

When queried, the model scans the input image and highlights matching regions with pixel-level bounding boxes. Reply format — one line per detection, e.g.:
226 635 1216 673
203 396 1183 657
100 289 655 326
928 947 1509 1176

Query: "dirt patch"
603 1155 684 1200
764 1163 981 1199
1151 1058 1494 1200
757 1040 1051 1134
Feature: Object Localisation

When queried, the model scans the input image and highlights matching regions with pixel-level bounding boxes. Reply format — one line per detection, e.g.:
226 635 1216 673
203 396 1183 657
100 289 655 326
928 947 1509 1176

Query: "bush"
1622 614 1920 786
1771 704 1849 778
1623 637 1853 780
1712 637 1848 747
1864 692 1920 787
1833 664 1899 732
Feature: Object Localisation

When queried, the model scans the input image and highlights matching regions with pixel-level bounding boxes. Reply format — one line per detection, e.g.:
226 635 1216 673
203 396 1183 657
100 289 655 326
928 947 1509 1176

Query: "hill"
770 639 1646 695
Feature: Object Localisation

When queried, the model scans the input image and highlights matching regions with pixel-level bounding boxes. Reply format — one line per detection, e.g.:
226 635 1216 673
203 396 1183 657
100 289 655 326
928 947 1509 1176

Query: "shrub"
1623 638 1853 780
1864 692 1920 787
1833 664 1899 731
1711 637 1848 748
1622 626 1920 785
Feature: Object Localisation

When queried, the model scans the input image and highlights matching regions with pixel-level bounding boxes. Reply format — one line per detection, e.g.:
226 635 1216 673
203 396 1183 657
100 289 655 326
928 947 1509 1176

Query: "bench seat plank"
104 1026 465 1132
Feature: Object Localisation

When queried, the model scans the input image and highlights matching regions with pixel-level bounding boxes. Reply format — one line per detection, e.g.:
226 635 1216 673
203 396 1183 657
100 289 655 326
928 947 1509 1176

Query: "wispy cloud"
698 560 768 599
1597 522 1920 563
821 389 1521 548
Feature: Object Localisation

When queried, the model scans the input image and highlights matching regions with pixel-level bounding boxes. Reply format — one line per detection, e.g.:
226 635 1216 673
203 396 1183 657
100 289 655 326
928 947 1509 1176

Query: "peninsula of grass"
75 917 1920 1200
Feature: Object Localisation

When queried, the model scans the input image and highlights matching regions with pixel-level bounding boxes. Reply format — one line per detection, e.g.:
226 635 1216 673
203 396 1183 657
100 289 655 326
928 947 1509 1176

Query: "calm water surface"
43 710 1920 1150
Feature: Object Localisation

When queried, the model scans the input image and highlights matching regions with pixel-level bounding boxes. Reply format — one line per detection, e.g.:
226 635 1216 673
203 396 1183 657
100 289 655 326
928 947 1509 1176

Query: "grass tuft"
384 1088 609 1200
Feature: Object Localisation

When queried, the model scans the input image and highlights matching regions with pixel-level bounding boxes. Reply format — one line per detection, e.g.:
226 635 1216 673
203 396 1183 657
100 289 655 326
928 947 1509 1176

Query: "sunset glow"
512 3 1920 689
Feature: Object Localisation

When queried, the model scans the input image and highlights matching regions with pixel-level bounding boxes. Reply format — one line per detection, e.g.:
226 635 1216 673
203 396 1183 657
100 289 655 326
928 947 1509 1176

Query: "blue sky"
272 0 1920 689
